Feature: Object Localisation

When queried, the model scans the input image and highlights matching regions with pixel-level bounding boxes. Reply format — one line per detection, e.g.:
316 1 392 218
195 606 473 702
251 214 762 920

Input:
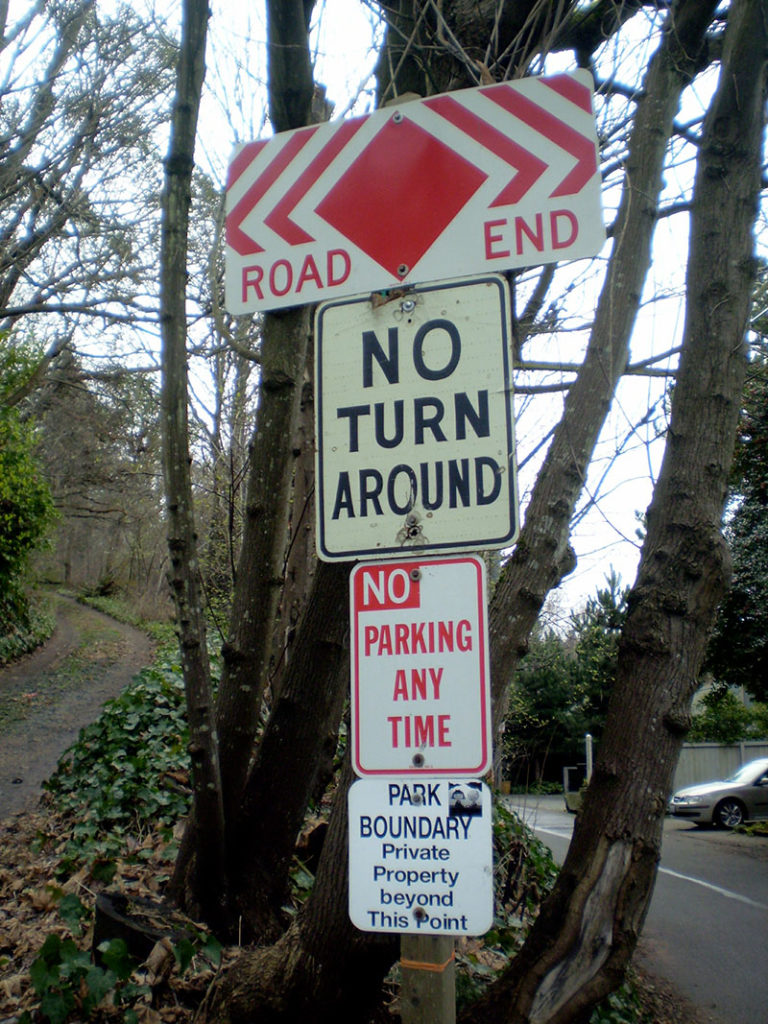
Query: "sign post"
223 65 605 1024
400 934 456 1024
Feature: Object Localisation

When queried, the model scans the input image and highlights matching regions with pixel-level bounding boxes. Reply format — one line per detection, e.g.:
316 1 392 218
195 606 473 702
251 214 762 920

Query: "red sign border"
349 555 491 778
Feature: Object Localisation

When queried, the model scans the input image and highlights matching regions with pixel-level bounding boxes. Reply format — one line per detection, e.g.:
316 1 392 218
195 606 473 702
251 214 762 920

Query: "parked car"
669 757 768 828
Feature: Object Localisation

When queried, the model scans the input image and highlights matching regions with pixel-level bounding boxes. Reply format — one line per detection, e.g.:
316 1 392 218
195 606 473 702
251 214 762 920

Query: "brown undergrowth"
0 803 711 1024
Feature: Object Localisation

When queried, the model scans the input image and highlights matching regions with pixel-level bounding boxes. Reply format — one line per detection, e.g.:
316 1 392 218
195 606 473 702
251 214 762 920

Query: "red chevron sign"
225 71 604 314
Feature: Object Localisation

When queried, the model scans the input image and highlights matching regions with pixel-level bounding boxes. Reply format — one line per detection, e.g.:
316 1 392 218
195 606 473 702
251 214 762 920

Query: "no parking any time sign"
350 556 491 778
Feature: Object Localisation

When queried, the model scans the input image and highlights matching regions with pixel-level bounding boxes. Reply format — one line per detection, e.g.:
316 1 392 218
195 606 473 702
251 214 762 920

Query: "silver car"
669 757 768 828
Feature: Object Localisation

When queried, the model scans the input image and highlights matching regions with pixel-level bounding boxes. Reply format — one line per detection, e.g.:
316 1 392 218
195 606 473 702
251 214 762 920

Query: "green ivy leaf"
172 937 196 974
97 937 135 981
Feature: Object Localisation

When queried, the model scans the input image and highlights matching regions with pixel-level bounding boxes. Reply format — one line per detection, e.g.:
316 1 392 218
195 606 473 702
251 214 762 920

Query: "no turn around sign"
315 275 517 561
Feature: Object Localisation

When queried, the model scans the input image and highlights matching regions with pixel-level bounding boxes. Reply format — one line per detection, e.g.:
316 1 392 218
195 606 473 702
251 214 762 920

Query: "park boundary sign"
224 71 604 313
350 556 491 777
315 275 517 561
348 778 493 935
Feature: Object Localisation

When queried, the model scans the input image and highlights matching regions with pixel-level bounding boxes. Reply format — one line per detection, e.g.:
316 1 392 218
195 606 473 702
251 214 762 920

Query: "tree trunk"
214 304 312 816
199 758 399 1024
269 337 317 701
488 0 720 726
227 559 352 940
171 1 317 926
462 3 766 1021
159 0 229 933
211 0 316 815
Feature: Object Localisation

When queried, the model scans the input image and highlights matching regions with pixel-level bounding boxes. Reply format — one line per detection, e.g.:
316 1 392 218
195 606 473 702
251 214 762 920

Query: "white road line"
658 867 768 912
531 824 768 913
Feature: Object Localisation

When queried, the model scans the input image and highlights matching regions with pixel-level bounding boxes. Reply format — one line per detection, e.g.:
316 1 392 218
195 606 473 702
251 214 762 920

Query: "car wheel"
714 798 746 829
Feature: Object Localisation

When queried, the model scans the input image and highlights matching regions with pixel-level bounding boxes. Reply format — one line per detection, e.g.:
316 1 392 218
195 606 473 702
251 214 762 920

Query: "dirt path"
0 594 153 819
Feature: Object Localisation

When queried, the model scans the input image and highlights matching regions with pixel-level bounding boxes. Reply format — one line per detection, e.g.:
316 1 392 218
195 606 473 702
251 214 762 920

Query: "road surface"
506 794 768 1024
0 594 153 819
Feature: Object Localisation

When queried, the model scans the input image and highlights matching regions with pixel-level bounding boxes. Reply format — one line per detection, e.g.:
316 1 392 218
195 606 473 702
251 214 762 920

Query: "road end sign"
224 71 604 313
315 275 517 561
350 556 491 777
348 778 493 935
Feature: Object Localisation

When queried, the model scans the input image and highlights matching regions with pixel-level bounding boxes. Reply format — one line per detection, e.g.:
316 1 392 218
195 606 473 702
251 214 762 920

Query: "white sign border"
347 777 495 936
315 274 518 562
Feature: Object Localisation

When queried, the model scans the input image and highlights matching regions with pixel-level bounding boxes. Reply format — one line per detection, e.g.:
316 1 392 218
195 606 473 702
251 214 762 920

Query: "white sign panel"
225 72 604 312
348 778 493 935
315 275 517 561
350 557 491 777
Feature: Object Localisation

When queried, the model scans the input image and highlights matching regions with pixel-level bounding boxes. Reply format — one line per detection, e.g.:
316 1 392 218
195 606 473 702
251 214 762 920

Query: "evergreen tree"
707 348 768 702
0 342 56 644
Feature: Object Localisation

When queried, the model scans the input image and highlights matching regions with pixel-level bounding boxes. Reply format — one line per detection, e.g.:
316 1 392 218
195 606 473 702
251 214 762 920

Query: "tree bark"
159 0 229 932
199 758 399 1024
172 1 318 925
227 559 352 940
488 0 719 726
214 304 312 817
462 3 766 1021
269 337 317 702
212 0 316 816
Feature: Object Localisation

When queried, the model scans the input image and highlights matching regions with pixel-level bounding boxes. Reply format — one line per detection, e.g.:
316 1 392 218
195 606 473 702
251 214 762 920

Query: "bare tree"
0 2 176 383
466 4 766 1019
159 0 229 934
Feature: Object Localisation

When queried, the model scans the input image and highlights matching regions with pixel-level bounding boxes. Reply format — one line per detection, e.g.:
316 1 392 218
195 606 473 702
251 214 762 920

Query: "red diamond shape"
315 117 487 279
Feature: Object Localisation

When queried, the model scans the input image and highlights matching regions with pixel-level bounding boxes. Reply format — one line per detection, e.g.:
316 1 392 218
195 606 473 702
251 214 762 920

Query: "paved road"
506 795 768 1024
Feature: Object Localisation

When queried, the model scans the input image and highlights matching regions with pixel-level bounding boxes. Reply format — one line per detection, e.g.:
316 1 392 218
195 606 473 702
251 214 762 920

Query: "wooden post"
400 934 456 1024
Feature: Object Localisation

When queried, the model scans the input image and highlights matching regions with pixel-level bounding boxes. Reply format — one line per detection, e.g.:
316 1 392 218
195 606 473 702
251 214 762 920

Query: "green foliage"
20 884 223 1024
707 487 768 701
19 892 147 1024
23 934 141 1024
171 931 223 975
688 686 768 743
505 780 563 795
708 354 768 701
590 982 648 1024
570 569 628 719
77 591 177 646
0 338 57 650
0 587 55 665
43 659 192 874
503 573 628 781
0 409 56 583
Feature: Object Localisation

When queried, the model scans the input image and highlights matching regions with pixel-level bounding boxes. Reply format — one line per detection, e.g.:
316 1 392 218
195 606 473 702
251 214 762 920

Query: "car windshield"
727 761 768 784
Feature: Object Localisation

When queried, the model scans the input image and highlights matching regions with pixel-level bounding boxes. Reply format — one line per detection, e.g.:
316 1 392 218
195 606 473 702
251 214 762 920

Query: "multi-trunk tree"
159 1 767 1021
